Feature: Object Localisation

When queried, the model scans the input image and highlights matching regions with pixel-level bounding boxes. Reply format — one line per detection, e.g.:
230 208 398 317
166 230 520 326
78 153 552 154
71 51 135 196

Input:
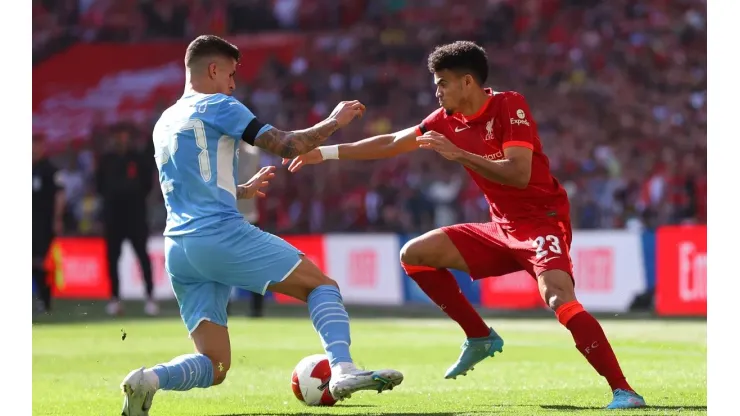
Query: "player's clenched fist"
237 166 276 199
417 130 465 160
328 100 366 128
282 148 324 173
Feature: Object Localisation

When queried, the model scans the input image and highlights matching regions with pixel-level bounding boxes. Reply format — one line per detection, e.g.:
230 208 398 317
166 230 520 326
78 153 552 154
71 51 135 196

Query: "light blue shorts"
165 221 302 334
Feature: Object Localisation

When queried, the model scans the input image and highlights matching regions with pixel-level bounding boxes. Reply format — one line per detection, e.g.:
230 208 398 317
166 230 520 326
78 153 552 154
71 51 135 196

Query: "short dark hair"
427 41 489 85
185 35 241 68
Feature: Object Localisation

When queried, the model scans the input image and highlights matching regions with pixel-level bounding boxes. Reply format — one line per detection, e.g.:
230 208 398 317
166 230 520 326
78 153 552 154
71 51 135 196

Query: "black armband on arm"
241 118 267 145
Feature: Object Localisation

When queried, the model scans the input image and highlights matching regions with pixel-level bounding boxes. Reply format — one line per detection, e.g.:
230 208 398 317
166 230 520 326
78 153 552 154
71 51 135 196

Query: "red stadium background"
33 0 706 316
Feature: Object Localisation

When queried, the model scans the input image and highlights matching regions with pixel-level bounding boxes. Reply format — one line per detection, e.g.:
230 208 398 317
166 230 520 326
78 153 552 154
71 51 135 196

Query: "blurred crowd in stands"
33 0 707 235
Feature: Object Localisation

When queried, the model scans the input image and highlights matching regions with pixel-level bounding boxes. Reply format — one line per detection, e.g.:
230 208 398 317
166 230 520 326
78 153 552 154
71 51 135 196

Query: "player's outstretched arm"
284 126 419 172
253 101 365 159
417 130 532 189
253 118 339 159
336 126 420 160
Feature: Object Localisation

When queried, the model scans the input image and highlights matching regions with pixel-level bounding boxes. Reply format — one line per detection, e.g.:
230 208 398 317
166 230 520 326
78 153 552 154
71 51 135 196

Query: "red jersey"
415 89 569 224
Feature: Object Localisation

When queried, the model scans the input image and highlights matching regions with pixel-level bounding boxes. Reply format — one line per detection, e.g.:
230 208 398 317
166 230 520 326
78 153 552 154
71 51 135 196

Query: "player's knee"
544 291 572 311
212 370 228 385
538 270 576 310
401 231 457 270
400 238 427 266
209 357 231 386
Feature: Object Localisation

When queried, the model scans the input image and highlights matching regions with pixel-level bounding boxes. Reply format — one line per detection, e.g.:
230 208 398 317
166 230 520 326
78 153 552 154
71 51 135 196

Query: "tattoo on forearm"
254 119 340 158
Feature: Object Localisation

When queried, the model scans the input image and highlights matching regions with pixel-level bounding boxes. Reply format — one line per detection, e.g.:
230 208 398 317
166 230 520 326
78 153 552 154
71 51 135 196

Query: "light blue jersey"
153 93 272 236
153 92 303 333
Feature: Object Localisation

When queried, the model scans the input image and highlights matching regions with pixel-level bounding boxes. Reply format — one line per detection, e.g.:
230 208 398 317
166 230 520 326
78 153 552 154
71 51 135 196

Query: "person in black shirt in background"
32 134 65 313
96 124 158 316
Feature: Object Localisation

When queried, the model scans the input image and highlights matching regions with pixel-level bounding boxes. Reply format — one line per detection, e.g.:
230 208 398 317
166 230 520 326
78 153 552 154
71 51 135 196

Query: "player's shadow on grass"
541 405 707 411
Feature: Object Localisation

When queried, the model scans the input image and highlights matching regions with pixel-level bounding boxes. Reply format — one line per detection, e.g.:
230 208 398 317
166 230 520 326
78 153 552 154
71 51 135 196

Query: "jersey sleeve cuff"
502 141 534 150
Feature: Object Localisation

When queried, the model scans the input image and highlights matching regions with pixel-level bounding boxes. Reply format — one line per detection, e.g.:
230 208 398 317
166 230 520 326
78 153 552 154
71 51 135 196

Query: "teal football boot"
606 389 646 409
444 327 504 379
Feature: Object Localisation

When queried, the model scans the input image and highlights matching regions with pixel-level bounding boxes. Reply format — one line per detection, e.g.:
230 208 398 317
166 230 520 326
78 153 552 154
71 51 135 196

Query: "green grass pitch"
32 317 706 415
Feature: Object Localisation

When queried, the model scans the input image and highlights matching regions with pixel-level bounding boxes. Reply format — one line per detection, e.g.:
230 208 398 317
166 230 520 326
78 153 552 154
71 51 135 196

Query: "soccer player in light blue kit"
120 35 403 416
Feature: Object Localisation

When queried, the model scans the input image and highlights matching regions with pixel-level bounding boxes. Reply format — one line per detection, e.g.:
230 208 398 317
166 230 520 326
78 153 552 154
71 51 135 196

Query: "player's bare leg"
400 229 504 379
539 269 646 409
268 256 403 400
121 321 229 415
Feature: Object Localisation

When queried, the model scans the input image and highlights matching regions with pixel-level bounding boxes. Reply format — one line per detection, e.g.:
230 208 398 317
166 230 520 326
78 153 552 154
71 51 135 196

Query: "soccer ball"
291 354 337 406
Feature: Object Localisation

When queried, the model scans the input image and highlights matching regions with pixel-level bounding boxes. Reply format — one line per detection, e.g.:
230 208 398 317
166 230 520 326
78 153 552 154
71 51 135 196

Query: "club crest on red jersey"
485 118 495 141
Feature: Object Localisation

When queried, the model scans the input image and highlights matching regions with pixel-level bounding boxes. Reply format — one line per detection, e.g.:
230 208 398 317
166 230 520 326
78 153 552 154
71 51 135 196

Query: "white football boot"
329 363 403 400
120 367 158 416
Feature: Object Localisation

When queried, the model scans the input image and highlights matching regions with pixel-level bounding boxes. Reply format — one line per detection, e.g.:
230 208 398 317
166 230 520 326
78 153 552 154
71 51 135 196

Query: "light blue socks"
308 285 353 366
152 354 214 390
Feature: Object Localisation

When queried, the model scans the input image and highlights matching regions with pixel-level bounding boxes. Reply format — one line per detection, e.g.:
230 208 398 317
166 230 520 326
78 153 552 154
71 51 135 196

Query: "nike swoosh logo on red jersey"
454 126 470 132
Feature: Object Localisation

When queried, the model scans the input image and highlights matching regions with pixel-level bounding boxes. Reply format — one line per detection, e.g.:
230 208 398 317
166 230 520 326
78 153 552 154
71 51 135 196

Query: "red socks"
403 262 632 392
402 263 490 338
556 301 633 392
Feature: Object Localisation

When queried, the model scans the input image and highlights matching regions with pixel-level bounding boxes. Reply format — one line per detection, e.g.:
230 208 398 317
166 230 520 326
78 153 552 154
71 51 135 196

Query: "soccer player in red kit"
285 41 646 409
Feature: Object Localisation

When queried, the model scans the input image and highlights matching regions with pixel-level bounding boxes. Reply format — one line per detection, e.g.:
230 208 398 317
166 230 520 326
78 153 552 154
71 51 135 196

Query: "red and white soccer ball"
291 354 337 406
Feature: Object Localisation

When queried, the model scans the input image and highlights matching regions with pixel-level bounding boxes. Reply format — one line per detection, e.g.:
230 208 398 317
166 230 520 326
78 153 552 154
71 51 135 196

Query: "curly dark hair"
185 35 241 68
427 41 489 85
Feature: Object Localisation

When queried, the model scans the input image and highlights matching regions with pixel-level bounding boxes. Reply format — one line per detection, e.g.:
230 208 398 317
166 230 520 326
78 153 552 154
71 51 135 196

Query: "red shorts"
441 218 574 280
